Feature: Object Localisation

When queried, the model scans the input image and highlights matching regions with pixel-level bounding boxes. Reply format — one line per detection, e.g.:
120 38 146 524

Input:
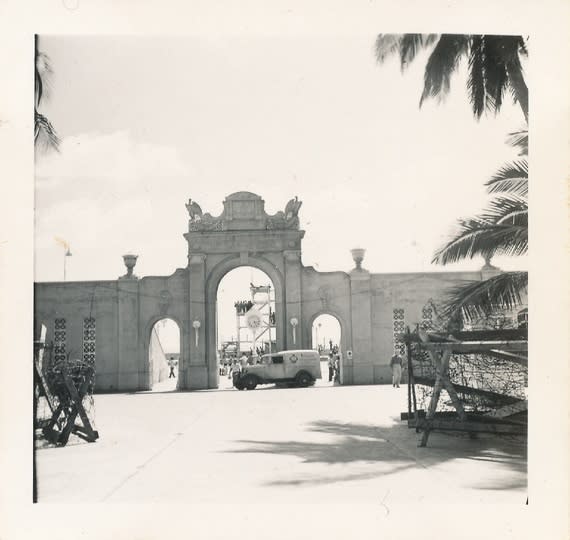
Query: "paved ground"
36 378 527 504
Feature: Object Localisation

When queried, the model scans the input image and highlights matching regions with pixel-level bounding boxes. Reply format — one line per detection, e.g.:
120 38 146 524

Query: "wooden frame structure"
403 327 527 447
34 342 99 446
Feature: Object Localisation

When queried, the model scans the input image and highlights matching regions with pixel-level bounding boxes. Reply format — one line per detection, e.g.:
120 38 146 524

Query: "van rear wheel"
244 375 258 390
296 371 312 388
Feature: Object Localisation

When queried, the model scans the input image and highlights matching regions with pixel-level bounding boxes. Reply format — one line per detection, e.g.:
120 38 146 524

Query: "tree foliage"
35 35 59 152
375 34 528 121
433 131 528 320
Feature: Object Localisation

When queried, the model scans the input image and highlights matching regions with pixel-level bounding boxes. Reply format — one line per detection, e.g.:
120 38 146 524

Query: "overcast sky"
34 35 527 347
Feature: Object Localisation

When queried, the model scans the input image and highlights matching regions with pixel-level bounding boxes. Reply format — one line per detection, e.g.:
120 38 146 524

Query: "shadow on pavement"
224 419 527 490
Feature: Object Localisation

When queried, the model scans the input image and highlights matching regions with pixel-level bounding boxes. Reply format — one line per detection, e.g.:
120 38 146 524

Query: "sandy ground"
35 376 526 504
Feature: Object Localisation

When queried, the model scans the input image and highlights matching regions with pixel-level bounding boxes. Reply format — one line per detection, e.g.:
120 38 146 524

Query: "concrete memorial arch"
35 191 495 392
187 191 305 388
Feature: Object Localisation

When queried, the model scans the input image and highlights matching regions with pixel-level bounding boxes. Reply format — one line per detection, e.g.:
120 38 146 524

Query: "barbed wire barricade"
404 325 528 447
410 346 527 414
34 342 99 447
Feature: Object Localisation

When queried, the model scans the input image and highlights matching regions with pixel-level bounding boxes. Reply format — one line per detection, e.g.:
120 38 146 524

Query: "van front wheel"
296 371 313 388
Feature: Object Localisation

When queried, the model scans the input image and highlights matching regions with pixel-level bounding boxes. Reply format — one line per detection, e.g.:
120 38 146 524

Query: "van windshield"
261 354 284 364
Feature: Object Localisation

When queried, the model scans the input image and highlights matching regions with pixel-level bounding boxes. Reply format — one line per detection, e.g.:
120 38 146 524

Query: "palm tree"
375 34 528 121
35 35 59 151
432 133 528 320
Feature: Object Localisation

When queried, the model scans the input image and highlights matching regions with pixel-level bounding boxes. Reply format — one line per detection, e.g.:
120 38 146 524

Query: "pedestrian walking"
229 359 238 379
169 364 176 379
390 352 403 388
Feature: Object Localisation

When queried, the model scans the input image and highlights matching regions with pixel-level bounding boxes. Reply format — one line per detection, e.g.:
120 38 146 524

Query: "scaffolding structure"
233 282 276 356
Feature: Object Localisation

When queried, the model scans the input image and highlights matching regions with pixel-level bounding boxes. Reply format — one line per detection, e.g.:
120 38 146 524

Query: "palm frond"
482 35 510 116
374 33 528 121
34 35 58 152
35 110 60 152
375 34 402 63
35 35 43 106
486 177 528 198
503 37 529 121
34 36 53 106
433 219 528 265
397 34 438 70
506 63 528 122
486 160 528 196
518 36 529 56
483 35 528 121
439 271 528 321
375 34 438 69
467 36 486 118
481 195 527 225
467 35 528 120
35 52 53 105
420 34 469 106
496 209 528 227
488 47 508 112
506 130 528 156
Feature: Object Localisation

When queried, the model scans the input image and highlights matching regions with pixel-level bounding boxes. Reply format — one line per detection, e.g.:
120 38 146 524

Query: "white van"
232 349 322 390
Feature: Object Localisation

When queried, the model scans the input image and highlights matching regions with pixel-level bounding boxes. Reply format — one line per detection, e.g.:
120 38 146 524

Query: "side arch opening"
311 313 342 386
149 317 181 391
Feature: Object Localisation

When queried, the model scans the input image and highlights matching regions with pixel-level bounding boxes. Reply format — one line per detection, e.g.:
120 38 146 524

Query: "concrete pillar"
283 250 303 349
187 253 209 389
117 277 142 390
348 252 374 384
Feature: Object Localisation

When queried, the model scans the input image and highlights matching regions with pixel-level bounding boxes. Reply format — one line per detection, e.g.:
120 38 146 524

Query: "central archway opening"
149 318 180 392
216 266 276 390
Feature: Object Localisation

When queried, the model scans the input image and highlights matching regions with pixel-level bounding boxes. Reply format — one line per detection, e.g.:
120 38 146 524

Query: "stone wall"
368 270 483 384
34 266 492 391
297 265 488 385
34 268 189 392
34 280 120 391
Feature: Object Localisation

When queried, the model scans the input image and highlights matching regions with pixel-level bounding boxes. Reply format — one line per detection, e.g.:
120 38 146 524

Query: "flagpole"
63 248 72 281
55 237 72 282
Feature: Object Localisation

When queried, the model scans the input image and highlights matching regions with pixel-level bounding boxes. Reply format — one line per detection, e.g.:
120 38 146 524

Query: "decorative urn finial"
122 253 138 278
350 248 366 270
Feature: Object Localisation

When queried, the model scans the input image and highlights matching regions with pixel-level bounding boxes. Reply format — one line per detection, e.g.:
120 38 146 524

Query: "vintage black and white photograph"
1 3 568 538
31 30 532 507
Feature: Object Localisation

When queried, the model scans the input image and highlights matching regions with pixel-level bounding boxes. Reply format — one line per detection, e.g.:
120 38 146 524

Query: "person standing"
333 354 341 384
390 352 403 388
328 353 335 382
